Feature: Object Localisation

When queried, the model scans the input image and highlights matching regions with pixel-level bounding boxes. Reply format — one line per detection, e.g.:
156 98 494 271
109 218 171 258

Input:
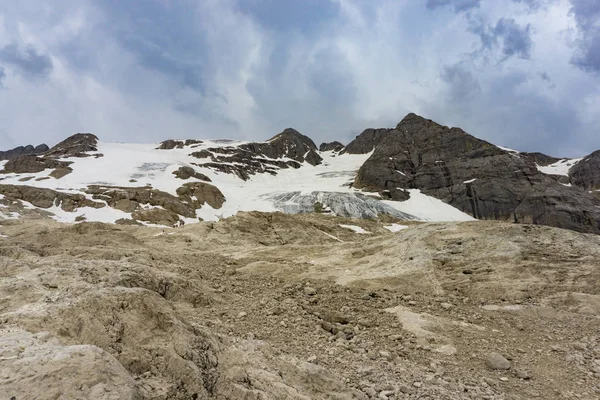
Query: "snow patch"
383 189 475 222
463 178 477 184
496 145 520 153
339 224 371 234
536 158 582 177
384 224 408 232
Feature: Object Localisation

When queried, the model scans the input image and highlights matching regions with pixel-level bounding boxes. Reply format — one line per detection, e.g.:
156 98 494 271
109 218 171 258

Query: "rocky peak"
45 133 100 158
268 128 319 151
394 112 430 129
350 112 600 234
0 143 49 160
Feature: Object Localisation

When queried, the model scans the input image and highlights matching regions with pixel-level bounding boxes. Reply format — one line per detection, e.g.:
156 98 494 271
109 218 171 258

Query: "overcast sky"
0 0 598 157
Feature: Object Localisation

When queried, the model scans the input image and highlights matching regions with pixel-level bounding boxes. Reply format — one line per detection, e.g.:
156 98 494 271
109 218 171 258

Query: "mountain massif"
0 113 599 234
2 114 600 400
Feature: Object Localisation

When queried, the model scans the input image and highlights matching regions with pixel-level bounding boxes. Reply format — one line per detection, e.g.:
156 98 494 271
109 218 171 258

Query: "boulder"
177 182 226 209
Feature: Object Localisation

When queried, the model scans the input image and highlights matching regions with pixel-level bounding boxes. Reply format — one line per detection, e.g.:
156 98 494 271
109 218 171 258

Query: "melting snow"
463 178 477 184
496 145 520 153
536 158 582 177
383 189 475 222
339 224 371 234
384 224 408 232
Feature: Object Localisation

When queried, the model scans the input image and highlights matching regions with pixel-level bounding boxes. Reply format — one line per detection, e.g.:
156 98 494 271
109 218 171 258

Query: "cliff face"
347 113 600 234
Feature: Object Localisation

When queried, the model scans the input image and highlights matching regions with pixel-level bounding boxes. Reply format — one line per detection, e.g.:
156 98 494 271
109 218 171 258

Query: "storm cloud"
0 0 598 157
0 44 53 80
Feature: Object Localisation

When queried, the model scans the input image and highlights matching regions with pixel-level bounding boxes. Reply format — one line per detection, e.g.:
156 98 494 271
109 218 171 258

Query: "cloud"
0 0 598 158
0 67 5 85
425 0 481 12
569 0 600 73
494 18 533 59
0 44 53 80
441 63 481 101
468 16 532 60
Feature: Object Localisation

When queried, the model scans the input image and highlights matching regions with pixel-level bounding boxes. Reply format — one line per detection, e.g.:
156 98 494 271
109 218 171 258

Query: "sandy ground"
1 212 599 399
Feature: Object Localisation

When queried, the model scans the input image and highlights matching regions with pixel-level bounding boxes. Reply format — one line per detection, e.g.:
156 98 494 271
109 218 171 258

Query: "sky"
0 0 598 157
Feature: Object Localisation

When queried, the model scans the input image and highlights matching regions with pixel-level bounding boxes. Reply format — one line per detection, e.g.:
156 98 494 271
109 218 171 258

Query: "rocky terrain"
1 214 599 399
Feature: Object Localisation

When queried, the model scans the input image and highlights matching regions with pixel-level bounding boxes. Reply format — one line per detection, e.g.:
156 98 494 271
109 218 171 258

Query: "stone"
485 352 511 370
379 350 393 361
514 368 532 379
304 286 317 296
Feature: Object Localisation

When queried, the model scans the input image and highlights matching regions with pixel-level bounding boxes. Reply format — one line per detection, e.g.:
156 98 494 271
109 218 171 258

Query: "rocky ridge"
1 114 599 234
0 143 49 160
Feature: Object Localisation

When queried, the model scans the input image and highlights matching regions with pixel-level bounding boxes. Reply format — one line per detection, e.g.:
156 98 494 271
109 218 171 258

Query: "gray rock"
485 352 511 370
0 143 48 160
346 112 600 234
319 141 345 152
570 149 600 191
514 368 532 379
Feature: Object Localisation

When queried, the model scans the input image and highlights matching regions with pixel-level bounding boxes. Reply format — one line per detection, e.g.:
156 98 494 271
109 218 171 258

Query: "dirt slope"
1 213 599 399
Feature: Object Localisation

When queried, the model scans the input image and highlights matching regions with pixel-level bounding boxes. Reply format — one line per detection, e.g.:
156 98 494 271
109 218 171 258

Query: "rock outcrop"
176 182 226 209
157 139 203 150
0 144 49 160
0 156 72 175
569 150 600 191
44 133 100 158
191 128 322 180
0 184 104 211
172 166 212 181
348 113 600 234
319 141 345 152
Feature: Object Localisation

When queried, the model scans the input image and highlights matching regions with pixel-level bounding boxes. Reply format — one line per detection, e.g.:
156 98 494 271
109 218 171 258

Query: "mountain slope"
346 113 600 234
0 114 598 234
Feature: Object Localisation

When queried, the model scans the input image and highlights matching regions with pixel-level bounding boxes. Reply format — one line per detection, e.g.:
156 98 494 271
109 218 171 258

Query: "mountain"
0 114 598 233
346 113 600 234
